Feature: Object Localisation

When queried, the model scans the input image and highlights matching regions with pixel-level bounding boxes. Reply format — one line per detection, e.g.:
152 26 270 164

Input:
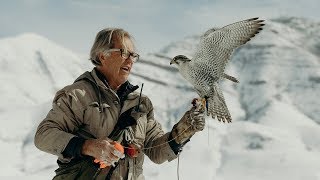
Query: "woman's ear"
98 52 109 63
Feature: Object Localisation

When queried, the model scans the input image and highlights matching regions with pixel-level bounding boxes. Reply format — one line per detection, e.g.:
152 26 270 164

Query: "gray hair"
89 28 133 66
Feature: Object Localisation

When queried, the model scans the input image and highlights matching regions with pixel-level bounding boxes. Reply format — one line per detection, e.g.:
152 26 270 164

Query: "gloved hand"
81 138 125 166
171 101 205 144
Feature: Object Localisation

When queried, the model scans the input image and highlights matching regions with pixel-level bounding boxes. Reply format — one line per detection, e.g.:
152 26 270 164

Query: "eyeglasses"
105 48 139 63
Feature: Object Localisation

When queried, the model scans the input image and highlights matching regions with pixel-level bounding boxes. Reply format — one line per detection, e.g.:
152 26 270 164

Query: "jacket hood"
74 70 96 85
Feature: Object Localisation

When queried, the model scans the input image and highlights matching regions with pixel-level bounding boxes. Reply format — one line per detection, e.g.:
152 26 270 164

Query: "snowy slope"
0 17 320 180
0 33 89 178
0 33 88 110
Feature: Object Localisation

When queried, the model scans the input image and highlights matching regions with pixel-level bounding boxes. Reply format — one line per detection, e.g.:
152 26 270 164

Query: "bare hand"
82 138 124 166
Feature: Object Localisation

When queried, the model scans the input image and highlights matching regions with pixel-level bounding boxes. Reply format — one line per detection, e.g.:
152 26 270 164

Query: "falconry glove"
171 102 205 144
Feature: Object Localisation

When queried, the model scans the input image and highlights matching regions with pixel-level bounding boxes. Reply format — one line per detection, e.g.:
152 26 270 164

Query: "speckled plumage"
171 17 265 123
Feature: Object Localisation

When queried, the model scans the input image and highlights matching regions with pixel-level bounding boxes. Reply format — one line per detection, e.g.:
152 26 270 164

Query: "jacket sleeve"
34 88 84 160
143 98 178 164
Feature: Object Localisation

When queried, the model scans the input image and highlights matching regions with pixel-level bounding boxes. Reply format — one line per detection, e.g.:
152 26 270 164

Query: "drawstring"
88 73 104 113
135 124 193 151
208 118 210 146
98 90 103 113
133 158 136 180
177 155 180 180
118 160 121 180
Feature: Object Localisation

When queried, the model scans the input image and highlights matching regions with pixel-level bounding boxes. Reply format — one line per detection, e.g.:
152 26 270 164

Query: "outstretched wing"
191 17 265 77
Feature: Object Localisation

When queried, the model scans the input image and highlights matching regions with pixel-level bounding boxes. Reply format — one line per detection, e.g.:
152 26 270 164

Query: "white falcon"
170 17 265 123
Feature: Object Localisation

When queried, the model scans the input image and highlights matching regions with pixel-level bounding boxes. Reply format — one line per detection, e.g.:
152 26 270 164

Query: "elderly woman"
34 28 205 180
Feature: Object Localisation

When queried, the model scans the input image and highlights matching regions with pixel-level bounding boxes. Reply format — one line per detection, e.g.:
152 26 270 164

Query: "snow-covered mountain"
0 33 89 109
0 33 90 178
1 17 319 180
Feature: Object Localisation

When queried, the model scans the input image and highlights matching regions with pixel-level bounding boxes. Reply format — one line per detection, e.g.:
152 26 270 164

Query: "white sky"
0 0 319 56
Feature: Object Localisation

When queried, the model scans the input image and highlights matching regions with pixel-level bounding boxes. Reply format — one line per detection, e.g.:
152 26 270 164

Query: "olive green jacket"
34 68 178 179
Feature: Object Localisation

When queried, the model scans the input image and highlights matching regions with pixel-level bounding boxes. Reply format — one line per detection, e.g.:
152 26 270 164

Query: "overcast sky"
0 0 319 56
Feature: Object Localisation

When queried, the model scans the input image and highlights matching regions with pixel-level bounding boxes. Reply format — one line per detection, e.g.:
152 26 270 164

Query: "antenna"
136 83 144 112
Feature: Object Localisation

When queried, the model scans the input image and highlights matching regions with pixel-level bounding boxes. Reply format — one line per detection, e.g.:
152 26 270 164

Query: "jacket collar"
74 68 140 107
95 68 139 106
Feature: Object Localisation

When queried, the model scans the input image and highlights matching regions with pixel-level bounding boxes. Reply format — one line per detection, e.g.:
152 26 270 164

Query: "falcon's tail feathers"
207 84 232 123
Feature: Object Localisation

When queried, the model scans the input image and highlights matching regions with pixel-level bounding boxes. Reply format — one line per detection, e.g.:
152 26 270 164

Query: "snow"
0 17 320 179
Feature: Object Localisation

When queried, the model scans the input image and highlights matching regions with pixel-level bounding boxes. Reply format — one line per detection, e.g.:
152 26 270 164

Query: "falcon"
170 17 265 123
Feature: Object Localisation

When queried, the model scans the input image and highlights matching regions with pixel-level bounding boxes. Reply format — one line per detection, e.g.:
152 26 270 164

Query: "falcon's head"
170 55 191 65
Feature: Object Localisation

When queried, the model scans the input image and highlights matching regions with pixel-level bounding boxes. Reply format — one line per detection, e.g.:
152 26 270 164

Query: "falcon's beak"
170 59 177 65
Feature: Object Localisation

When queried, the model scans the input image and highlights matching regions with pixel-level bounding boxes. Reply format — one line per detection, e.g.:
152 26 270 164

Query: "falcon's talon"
191 98 206 112
191 98 198 107
202 98 207 112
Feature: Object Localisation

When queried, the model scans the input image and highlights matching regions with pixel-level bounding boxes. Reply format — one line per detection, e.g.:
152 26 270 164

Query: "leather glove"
82 138 125 166
171 104 205 144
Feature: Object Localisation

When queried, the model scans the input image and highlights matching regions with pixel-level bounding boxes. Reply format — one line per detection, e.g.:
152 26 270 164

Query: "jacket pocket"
84 102 113 138
88 102 110 113
53 167 80 180
53 159 99 180
133 114 147 144
53 160 82 180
